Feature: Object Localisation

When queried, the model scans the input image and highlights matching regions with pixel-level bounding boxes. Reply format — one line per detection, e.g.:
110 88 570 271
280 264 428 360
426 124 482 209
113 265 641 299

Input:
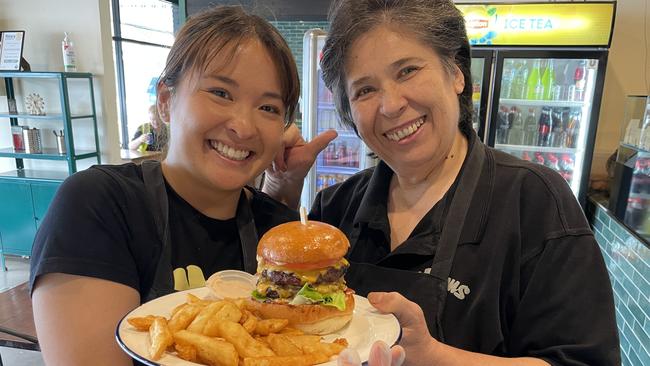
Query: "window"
110 0 180 148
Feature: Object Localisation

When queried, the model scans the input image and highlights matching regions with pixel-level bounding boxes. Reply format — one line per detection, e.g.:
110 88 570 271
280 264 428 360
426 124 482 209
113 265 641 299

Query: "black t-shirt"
310 138 620 365
30 163 298 299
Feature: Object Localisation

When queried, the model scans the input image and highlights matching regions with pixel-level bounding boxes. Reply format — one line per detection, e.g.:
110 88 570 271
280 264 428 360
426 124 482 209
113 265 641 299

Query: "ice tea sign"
456 3 615 47
0 31 25 70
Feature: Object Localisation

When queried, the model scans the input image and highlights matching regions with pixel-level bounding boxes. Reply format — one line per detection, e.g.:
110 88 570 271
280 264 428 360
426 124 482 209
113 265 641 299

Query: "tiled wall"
271 21 329 83
590 201 650 366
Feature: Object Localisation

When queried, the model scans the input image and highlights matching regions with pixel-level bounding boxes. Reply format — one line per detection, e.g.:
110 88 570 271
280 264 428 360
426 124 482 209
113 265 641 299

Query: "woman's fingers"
338 342 405 366
369 341 392 366
368 292 425 329
390 345 406 366
337 348 361 366
305 129 338 157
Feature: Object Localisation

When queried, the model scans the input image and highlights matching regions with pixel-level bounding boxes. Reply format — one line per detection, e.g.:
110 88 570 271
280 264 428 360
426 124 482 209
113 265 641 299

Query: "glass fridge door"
470 50 492 141
492 55 601 197
301 30 375 208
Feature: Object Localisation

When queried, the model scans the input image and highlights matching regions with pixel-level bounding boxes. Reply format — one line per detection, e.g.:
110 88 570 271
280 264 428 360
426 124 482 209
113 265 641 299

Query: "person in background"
30 6 333 365
266 0 620 365
128 104 169 152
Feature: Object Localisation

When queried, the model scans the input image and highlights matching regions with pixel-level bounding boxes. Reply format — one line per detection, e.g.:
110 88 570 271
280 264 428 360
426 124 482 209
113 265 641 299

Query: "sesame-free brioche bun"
257 221 350 265
245 292 355 335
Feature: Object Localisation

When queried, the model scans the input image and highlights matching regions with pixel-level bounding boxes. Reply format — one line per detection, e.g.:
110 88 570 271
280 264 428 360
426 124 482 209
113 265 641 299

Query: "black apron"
345 140 485 342
139 161 259 302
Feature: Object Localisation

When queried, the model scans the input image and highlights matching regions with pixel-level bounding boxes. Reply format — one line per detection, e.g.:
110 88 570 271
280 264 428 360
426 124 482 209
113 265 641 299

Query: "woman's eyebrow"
204 74 282 101
205 74 238 87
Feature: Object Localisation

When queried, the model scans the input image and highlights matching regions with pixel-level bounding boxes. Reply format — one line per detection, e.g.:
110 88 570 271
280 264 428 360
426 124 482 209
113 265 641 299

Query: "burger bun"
245 293 355 335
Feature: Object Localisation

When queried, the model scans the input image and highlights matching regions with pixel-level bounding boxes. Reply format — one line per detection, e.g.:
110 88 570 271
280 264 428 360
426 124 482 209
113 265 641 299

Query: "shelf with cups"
499 98 588 108
0 112 95 120
0 147 99 160
0 71 101 178
0 71 101 258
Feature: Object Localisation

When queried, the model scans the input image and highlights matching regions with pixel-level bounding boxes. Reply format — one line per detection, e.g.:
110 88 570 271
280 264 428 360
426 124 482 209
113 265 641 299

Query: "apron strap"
429 140 486 341
141 160 173 302
237 188 259 274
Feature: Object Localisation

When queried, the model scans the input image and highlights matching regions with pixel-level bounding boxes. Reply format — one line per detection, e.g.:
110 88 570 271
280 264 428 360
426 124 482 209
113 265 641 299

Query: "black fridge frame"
470 49 493 142
482 49 609 208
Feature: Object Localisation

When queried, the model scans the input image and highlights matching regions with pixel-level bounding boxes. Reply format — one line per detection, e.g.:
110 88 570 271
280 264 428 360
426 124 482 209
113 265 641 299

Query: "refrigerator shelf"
495 144 578 154
315 165 360 174
499 99 588 108
629 192 650 200
318 129 357 138
620 142 650 155
318 102 336 109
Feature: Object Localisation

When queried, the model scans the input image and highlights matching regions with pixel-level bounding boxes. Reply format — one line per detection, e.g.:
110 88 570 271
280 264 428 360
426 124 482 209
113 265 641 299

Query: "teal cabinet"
31 182 60 229
0 180 60 256
0 181 35 256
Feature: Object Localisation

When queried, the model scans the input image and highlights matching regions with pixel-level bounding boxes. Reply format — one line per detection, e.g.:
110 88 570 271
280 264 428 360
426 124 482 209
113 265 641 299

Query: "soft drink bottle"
507 107 525 145
573 61 587 101
472 77 482 102
549 108 566 148
541 60 555 100
560 154 574 182
522 151 532 161
523 108 538 146
337 142 348 166
546 153 560 171
496 106 510 144
500 59 515 99
565 111 581 148
328 175 337 187
510 61 528 99
534 152 545 166
526 59 544 100
537 106 552 146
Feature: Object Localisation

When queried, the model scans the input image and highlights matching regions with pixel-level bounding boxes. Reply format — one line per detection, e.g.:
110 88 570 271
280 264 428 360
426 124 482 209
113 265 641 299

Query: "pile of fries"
127 293 348 366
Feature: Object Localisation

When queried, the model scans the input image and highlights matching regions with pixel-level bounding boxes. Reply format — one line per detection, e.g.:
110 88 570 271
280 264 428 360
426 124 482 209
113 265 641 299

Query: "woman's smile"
208 139 253 161
384 116 426 143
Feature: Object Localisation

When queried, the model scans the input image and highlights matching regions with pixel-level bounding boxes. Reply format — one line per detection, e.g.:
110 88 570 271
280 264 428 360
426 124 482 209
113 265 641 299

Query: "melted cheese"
257 258 349 284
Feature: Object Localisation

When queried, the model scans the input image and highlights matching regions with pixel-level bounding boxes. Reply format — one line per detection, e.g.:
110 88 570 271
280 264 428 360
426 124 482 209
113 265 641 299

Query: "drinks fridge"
301 29 376 209
459 2 616 206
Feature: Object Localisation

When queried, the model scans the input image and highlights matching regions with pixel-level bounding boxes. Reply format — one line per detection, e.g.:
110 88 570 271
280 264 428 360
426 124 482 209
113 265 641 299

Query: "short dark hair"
321 0 473 136
159 5 300 125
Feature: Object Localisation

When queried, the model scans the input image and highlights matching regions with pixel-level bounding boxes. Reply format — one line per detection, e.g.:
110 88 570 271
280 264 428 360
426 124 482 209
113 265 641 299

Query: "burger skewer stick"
300 206 308 225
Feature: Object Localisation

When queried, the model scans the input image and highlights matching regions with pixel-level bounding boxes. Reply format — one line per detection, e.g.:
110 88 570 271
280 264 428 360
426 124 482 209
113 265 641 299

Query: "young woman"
30 6 317 365
269 0 620 365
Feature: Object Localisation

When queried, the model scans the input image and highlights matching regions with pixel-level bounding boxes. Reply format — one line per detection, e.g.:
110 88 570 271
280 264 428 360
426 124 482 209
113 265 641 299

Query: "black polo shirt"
309 134 620 365
342 161 457 273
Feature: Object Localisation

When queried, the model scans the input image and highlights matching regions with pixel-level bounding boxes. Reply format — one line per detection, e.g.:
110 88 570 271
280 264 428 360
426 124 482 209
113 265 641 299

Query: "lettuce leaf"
290 284 346 311
251 290 266 301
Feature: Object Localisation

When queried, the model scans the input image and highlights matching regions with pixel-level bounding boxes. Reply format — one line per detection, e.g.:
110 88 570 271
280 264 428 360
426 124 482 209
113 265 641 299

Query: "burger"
246 220 355 335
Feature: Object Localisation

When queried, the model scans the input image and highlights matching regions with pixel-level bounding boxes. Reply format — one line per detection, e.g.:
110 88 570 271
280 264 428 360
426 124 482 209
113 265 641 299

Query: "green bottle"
526 59 543 100
541 60 555 100
137 123 151 152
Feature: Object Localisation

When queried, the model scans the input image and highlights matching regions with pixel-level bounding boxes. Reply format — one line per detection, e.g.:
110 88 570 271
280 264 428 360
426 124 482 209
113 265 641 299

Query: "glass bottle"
526 59 543 100
541 60 555 100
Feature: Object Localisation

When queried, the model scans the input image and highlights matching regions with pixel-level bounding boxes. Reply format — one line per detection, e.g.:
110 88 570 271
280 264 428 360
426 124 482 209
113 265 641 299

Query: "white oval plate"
116 288 401 366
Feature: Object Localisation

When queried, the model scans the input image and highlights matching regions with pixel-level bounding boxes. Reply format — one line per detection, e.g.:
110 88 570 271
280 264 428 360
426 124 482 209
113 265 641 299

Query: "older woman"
269 1 620 365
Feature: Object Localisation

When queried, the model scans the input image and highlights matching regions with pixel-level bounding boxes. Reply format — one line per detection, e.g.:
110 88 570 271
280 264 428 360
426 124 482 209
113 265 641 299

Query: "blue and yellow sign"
456 3 615 46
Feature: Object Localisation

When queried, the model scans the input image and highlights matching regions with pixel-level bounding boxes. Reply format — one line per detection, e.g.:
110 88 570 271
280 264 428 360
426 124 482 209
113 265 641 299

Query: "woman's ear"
157 82 172 123
453 64 465 95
